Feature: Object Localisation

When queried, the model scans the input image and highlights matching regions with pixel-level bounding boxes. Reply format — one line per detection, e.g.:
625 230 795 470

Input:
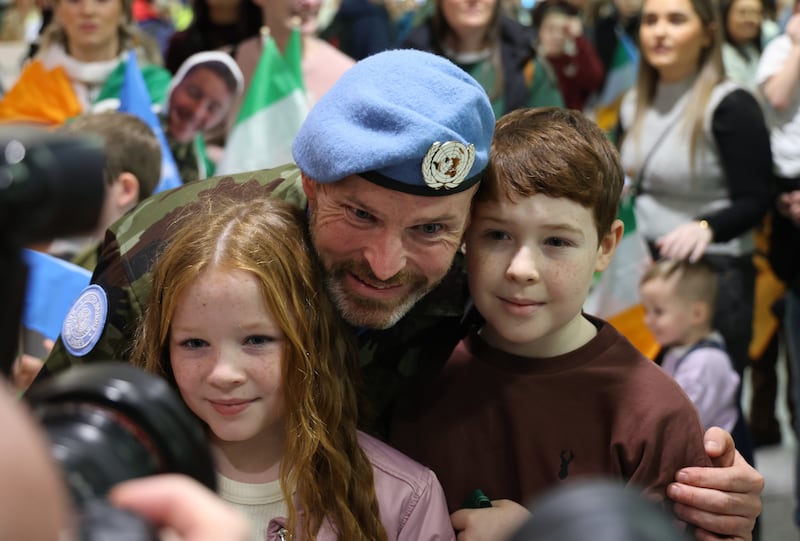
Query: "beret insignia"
422 141 476 190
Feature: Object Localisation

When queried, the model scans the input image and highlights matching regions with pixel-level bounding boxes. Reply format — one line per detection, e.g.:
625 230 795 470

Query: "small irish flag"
584 195 659 359
216 27 310 175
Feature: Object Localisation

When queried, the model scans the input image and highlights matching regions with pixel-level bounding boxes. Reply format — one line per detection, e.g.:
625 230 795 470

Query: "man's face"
303 175 476 329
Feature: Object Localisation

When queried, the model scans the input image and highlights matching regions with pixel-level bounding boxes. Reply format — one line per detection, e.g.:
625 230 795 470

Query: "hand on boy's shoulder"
450 499 529 541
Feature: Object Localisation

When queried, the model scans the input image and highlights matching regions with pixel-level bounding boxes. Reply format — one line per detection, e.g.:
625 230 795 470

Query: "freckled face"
466 194 616 358
304 175 475 329
169 269 286 453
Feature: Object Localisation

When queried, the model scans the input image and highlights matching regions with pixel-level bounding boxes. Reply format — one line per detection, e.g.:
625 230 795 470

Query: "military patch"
62 285 108 357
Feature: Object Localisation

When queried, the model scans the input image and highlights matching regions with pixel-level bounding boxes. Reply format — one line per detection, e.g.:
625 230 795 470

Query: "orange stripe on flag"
0 61 81 125
607 304 660 361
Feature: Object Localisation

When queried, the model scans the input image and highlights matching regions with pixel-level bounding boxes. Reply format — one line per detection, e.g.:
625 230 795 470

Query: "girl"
130 195 453 541
619 0 772 378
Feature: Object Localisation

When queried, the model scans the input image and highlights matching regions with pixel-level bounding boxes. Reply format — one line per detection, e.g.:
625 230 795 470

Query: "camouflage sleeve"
40 166 305 379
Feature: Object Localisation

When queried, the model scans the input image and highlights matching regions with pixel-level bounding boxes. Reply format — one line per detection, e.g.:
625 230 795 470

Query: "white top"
756 34 800 178
217 474 288 541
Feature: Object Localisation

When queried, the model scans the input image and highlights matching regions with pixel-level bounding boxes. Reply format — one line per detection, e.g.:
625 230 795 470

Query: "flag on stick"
118 50 182 192
216 27 309 175
22 249 91 342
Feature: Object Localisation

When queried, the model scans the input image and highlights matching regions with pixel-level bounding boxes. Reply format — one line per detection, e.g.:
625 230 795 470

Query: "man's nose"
362 230 407 281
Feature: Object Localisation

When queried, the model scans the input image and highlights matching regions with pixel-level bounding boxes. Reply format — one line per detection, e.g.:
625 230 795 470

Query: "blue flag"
118 50 182 192
22 249 91 341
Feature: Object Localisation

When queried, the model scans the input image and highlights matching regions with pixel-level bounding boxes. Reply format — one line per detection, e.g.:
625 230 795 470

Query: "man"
40 50 762 540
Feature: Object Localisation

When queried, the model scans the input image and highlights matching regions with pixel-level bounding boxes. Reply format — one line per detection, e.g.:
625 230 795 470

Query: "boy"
59 111 161 270
391 107 711 536
639 259 742 434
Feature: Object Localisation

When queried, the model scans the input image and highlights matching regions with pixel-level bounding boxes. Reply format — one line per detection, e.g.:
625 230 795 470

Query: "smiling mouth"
499 296 544 314
351 272 402 291
209 399 256 416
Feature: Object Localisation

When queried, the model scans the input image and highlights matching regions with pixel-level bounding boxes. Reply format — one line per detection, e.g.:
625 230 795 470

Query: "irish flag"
216 28 309 175
584 195 659 359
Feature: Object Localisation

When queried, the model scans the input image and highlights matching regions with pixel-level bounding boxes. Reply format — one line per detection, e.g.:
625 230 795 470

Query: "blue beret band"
292 49 495 196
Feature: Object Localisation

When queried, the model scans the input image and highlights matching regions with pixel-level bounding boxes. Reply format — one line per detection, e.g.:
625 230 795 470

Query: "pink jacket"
266 431 455 540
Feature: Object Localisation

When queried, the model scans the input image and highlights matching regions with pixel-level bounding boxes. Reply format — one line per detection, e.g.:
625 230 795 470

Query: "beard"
323 258 435 330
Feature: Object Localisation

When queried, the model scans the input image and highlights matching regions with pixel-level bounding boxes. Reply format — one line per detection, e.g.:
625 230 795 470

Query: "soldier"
41 49 763 540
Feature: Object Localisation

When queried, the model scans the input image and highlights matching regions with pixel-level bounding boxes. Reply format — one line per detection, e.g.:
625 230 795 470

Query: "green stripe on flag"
236 29 305 124
216 27 310 175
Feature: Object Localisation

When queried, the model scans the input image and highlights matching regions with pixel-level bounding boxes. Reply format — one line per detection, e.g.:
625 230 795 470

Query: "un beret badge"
422 141 476 190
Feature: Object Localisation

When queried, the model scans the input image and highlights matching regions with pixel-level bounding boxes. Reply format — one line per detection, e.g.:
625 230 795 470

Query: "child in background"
59 111 161 270
531 0 605 111
639 259 742 433
130 195 454 541
391 107 711 540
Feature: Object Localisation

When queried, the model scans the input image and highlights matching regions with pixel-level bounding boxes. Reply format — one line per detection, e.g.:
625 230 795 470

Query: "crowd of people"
1 0 799 539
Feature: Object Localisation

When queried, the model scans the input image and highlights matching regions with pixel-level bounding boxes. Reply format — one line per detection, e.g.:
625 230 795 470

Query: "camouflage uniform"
42 165 472 435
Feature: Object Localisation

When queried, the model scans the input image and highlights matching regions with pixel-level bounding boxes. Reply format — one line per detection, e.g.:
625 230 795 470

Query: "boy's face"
639 275 698 347
466 193 619 358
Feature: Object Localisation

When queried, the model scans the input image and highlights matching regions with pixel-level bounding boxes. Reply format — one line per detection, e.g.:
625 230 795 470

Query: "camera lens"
24 362 216 506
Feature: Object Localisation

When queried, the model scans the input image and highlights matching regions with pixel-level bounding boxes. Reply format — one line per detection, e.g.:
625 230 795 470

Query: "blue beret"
292 49 495 196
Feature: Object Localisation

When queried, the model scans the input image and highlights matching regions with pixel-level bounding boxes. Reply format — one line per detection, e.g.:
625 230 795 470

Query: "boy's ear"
115 172 141 211
594 218 624 272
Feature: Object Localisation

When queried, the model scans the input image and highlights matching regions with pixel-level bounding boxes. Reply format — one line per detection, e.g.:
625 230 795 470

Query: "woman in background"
720 0 777 90
402 0 564 117
619 0 772 382
0 0 168 123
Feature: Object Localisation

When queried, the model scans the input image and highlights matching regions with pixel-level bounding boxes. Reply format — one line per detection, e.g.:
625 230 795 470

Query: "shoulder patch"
61 285 108 357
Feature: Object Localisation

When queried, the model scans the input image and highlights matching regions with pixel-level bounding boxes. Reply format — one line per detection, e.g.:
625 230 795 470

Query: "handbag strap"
629 114 682 197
